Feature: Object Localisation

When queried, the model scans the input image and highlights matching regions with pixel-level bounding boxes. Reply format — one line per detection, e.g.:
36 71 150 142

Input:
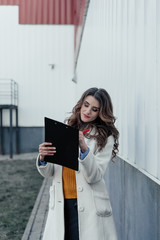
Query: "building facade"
0 1 160 239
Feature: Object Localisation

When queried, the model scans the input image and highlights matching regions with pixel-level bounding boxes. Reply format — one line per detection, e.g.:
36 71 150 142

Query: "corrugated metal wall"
19 0 75 24
0 0 19 5
0 0 75 24
75 0 160 181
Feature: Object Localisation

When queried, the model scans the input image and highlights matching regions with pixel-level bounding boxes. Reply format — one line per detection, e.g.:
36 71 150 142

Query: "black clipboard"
44 117 79 171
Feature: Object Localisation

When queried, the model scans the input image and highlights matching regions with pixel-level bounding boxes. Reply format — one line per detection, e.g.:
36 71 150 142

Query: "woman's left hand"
79 131 88 153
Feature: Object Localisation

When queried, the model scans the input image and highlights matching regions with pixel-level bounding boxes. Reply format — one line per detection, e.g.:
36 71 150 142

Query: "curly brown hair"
66 87 119 159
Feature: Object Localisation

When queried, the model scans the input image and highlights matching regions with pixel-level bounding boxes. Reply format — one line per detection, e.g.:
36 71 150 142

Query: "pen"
82 129 90 134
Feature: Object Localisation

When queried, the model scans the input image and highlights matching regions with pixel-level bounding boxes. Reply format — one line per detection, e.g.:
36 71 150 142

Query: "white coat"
36 134 118 240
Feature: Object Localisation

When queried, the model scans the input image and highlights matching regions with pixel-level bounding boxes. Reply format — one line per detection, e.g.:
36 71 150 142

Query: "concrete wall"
105 158 160 240
2 127 44 154
0 6 76 127
0 5 76 154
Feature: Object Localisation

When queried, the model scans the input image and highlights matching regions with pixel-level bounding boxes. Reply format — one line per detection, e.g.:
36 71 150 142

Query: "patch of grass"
0 159 43 240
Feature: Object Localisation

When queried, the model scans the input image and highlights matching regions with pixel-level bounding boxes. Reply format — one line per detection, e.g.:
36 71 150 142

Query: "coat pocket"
93 191 112 217
49 185 55 210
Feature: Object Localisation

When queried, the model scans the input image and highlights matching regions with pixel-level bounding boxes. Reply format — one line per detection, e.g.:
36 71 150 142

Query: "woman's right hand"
39 142 56 161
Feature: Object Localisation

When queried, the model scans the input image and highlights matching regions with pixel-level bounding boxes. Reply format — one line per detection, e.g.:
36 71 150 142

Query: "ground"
0 158 43 240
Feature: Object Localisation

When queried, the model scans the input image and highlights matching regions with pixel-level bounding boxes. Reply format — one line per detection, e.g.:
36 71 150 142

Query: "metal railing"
0 79 18 106
0 79 19 157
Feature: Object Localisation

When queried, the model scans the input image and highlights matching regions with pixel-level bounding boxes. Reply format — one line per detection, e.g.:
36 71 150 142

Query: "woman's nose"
86 108 91 115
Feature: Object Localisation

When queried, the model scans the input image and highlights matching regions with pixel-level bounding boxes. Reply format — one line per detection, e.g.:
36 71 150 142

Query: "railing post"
9 106 13 159
0 79 18 158
16 107 19 154
0 108 3 154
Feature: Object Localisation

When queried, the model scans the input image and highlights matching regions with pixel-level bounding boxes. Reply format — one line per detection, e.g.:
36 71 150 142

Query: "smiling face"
80 95 100 123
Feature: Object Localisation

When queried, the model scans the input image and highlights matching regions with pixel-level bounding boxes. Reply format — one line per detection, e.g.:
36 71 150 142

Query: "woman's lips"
83 114 90 119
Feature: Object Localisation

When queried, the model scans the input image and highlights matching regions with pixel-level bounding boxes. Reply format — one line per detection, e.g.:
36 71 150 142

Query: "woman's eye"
84 104 89 107
92 108 98 112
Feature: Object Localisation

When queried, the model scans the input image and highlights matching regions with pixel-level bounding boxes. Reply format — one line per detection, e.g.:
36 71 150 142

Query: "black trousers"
64 199 79 240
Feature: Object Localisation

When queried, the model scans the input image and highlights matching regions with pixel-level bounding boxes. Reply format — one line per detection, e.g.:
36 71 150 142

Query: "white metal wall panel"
134 0 145 170
76 0 160 180
127 0 136 164
157 0 160 180
144 0 157 176
0 6 75 127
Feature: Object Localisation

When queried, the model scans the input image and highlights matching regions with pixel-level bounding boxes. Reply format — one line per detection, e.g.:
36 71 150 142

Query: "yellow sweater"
62 166 77 199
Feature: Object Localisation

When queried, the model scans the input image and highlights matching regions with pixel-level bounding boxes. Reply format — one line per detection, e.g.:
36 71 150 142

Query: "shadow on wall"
105 157 160 240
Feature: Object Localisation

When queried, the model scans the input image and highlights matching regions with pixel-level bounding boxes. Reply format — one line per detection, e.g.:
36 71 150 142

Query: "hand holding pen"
79 129 90 153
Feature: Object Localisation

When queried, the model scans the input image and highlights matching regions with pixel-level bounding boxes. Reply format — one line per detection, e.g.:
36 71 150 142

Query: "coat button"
78 206 84 212
78 186 83 192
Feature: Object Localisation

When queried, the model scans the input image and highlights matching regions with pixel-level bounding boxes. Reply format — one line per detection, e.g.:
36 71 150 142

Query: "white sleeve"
36 154 54 178
79 135 114 184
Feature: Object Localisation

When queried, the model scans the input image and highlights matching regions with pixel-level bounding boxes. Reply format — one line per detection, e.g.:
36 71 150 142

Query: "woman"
37 87 119 240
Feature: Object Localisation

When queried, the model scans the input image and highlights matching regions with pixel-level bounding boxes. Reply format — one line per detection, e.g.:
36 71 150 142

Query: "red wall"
0 0 19 4
0 0 75 24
